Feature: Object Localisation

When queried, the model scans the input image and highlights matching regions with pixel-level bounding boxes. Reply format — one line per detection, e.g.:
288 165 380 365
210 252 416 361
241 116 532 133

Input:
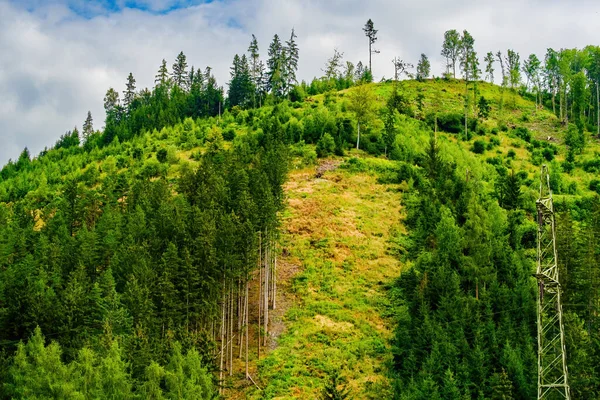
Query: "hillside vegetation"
1 71 600 399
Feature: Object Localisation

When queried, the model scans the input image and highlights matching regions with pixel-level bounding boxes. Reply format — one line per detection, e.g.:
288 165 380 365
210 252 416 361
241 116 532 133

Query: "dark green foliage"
156 148 168 163
430 112 463 133
387 86 414 117
513 126 531 142
472 140 485 154
565 124 586 154
0 108 288 397
222 127 236 141
228 54 254 108
589 179 600 194
392 141 536 398
478 96 491 119
316 133 335 158
55 128 81 150
542 147 554 161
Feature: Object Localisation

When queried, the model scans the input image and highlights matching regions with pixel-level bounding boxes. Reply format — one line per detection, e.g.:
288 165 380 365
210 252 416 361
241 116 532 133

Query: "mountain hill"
1 77 600 398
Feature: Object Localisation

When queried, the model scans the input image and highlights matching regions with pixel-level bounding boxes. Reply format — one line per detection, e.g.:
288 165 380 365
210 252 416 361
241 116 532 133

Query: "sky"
1 0 599 167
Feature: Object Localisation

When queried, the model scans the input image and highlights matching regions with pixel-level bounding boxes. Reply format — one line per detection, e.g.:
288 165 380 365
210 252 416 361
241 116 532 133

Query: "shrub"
222 128 236 141
514 126 531 142
472 140 486 154
589 179 600 194
582 157 600 173
429 112 463 134
156 148 168 163
542 148 554 162
507 149 516 158
478 96 491 119
316 133 335 158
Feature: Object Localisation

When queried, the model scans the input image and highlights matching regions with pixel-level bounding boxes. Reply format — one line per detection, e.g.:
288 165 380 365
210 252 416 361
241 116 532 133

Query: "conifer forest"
1 11 600 400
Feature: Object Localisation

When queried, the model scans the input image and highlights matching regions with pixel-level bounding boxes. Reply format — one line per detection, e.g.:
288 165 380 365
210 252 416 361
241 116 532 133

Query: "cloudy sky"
1 0 598 167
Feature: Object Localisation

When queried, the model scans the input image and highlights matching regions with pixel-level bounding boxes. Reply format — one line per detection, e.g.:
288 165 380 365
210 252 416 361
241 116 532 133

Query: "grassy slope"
240 155 403 399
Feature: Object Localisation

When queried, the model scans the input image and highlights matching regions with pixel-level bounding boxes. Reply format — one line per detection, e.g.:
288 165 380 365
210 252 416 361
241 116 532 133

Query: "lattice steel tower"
535 165 571 399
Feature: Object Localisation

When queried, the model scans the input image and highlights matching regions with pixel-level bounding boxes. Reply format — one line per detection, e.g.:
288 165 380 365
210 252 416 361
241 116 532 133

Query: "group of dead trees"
215 228 278 393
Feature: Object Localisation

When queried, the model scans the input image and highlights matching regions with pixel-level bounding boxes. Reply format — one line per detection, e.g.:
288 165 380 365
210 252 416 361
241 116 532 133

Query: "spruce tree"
284 28 299 93
267 34 285 97
155 59 169 86
82 111 93 142
172 51 188 89
123 72 136 110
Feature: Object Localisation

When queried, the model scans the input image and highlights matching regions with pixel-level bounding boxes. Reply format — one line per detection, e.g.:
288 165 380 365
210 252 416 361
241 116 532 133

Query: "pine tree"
267 34 285 97
248 34 261 107
228 54 254 108
284 28 299 94
172 51 188 89
490 368 514 399
82 111 93 142
155 59 169 86
123 72 136 110
363 19 379 73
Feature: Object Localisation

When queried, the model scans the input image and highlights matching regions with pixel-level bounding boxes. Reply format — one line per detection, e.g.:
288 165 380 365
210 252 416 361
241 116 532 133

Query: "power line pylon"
535 165 571 400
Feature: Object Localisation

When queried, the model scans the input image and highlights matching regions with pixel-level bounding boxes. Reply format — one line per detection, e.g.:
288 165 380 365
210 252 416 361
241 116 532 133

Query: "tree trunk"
263 229 269 347
356 122 360 149
597 80 599 137
368 41 371 73
273 252 277 310
245 279 249 378
219 280 225 394
257 232 262 360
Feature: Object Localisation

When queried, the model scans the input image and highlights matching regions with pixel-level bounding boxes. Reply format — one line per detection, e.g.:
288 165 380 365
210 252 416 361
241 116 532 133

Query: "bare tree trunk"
273 252 277 310
219 280 225 394
356 122 360 150
597 81 599 137
258 232 262 360
264 229 269 347
245 279 249 377
229 282 233 376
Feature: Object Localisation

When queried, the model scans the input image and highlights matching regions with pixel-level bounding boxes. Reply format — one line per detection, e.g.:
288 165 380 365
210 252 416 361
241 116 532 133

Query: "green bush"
431 112 463 134
507 149 516 158
472 140 486 154
514 126 531 142
316 133 336 158
222 128 236 141
589 179 600 194
157 148 168 163
542 148 554 162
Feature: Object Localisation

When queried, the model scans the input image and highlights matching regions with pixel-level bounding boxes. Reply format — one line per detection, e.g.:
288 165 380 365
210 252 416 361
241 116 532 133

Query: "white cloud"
0 0 599 166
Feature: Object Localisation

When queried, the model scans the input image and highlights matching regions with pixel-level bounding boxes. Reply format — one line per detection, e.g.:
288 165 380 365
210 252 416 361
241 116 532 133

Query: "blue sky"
1 0 599 167
12 0 216 17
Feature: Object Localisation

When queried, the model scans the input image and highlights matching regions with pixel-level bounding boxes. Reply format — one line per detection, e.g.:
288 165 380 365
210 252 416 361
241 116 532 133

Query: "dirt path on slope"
230 158 404 399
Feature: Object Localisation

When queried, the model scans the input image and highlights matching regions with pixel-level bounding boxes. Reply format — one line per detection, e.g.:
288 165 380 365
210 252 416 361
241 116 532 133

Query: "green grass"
242 155 403 399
